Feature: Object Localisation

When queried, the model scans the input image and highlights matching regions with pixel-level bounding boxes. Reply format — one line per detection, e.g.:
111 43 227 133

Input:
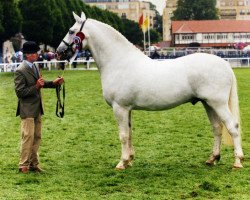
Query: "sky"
141 0 166 15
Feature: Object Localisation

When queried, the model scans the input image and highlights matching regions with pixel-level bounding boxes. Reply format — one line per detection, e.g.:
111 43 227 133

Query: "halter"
60 19 87 59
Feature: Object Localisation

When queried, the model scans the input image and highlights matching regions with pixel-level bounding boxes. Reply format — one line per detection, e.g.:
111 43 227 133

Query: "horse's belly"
130 88 193 111
103 72 193 111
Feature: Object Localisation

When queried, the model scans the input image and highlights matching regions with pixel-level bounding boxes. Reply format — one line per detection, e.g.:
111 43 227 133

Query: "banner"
139 14 150 53
141 17 149 33
139 14 144 28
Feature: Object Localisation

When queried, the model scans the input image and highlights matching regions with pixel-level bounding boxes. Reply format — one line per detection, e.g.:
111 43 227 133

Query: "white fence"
0 58 97 72
1 57 250 73
224 58 250 68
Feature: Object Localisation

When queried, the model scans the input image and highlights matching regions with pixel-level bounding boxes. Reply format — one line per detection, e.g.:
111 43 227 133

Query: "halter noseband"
58 20 87 61
62 19 87 49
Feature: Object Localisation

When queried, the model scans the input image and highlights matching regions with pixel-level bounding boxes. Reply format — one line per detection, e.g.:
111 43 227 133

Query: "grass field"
0 68 250 200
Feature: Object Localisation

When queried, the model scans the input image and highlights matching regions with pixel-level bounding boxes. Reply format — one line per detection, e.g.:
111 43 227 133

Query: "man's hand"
36 77 44 89
53 77 64 86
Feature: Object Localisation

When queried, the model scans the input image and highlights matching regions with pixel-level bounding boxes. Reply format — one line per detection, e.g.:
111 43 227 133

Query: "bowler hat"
22 41 40 54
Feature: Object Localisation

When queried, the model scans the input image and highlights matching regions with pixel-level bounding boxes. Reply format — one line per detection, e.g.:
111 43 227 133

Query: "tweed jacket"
14 61 55 119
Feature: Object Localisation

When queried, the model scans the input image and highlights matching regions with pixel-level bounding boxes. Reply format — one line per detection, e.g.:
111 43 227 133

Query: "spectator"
150 50 160 59
37 50 44 69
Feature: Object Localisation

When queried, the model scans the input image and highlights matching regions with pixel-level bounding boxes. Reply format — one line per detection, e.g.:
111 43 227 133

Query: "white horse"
57 12 244 169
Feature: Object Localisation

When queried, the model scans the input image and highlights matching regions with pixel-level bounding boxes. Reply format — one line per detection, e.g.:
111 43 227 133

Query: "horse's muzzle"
56 47 75 61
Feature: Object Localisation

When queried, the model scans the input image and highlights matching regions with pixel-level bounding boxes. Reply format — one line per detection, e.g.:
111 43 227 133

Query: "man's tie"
32 65 39 78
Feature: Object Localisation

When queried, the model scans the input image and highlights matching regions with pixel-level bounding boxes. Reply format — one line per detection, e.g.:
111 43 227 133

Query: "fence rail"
0 58 96 72
1 57 250 73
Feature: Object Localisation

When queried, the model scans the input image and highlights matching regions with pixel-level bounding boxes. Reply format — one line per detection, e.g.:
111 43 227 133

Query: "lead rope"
56 81 65 118
56 67 66 118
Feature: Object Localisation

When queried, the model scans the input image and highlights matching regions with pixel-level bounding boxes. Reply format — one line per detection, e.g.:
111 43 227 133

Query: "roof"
172 20 250 34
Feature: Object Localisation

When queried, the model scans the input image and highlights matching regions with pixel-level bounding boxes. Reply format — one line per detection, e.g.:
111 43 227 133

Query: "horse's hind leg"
128 111 135 164
210 104 244 168
113 103 134 170
203 102 223 166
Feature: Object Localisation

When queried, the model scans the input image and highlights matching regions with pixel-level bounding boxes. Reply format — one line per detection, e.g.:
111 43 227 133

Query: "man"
14 41 64 173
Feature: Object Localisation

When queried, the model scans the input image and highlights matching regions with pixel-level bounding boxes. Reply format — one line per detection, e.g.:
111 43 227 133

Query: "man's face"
26 53 38 63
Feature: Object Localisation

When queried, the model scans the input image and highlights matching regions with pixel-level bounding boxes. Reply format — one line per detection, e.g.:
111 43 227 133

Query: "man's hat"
22 41 40 54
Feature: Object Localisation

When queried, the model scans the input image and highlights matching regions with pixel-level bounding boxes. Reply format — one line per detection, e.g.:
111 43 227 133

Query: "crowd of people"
0 48 92 72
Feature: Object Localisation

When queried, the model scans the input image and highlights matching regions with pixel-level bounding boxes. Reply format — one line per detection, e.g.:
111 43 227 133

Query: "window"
121 13 127 19
238 1 244 6
234 33 248 39
240 10 245 15
203 34 214 40
118 4 129 9
220 2 225 6
245 0 250 5
181 34 194 40
217 34 228 39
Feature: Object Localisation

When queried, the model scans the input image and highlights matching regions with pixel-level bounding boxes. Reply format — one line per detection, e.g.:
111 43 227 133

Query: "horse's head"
56 12 88 61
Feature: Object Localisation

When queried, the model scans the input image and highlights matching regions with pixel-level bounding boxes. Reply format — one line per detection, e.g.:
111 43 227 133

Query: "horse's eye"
69 30 74 35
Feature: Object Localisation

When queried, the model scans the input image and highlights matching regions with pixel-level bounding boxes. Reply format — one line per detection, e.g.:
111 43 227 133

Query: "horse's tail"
222 73 241 145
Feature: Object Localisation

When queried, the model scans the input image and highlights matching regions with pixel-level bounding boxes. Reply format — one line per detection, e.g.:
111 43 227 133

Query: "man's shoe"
19 166 29 174
29 166 44 173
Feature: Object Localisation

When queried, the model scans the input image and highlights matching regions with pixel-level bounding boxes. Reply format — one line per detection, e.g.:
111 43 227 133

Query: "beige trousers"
19 115 42 168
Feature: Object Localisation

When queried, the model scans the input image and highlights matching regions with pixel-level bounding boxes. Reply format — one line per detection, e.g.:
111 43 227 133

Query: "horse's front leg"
113 103 134 170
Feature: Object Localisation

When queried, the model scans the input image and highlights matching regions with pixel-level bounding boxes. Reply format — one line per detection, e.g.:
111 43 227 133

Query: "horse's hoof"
233 163 243 169
233 156 244 169
206 154 220 166
115 166 125 170
115 162 126 170
206 160 215 166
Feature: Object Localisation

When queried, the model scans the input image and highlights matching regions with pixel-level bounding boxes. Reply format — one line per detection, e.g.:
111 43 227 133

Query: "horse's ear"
81 12 86 21
73 12 82 23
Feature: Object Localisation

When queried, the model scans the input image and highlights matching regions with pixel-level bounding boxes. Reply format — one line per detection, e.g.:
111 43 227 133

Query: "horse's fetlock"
214 154 221 161
235 153 244 160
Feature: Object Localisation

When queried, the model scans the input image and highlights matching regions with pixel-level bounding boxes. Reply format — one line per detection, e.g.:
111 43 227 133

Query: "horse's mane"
88 19 143 54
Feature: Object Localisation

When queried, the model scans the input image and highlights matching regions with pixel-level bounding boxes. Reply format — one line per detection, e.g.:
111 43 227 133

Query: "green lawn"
0 69 250 200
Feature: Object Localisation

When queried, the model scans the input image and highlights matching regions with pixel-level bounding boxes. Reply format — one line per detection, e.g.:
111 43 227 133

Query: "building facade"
163 0 250 42
172 20 250 47
82 0 156 29
162 0 177 42
218 0 250 19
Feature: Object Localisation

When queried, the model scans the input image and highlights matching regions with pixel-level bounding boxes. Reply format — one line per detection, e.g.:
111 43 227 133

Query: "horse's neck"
87 20 144 70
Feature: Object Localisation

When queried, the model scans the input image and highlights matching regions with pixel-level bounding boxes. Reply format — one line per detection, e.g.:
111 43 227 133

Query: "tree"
19 0 56 48
172 0 219 20
50 0 67 48
122 19 143 46
0 2 4 36
16 0 144 48
148 29 161 44
154 11 162 40
0 0 22 45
